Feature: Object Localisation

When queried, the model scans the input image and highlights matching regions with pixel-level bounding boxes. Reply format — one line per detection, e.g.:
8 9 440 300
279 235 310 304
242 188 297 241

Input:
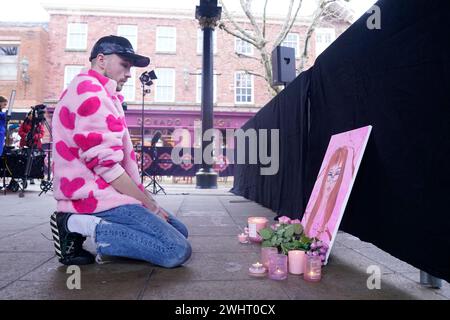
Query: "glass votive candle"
303 255 322 282
248 262 267 278
247 217 269 243
237 233 249 244
261 247 278 269
288 250 306 275
268 253 288 280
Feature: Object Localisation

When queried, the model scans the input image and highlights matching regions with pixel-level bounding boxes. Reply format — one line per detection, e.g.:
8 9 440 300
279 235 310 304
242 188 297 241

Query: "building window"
235 72 253 104
197 29 217 54
281 33 299 57
121 68 136 102
0 44 19 80
196 70 217 104
156 27 176 53
64 65 84 89
154 68 175 102
66 23 88 50
117 25 138 50
315 28 336 56
235 33 253 56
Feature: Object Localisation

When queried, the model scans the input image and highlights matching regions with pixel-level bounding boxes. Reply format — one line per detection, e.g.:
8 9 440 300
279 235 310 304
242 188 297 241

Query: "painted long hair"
304 147 353 238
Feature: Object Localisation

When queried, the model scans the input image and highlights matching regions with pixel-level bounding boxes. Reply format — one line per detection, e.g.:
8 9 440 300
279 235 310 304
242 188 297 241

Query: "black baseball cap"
89 35 150 67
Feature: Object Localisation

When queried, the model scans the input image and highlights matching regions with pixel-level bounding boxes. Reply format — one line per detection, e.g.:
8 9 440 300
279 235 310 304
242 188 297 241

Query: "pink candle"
288 250 305 275
261 247 278 268
268 254 288 280
247 217 269 243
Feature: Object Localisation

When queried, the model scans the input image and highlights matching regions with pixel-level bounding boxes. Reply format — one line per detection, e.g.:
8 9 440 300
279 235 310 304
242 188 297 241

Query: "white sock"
67 214 101 239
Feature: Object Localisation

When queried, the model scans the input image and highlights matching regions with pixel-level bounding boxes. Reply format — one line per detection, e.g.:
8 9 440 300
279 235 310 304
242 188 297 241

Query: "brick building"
1 3 350 147
0 22 48 110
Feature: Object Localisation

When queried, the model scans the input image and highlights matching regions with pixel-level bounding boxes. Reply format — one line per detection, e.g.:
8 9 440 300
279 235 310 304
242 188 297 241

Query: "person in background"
18 111 45 149
0 96 7 156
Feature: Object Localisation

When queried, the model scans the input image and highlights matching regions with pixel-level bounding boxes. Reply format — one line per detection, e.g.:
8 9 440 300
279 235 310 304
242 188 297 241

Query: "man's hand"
142 198 169 221
143 197 159 213
156 207 170 221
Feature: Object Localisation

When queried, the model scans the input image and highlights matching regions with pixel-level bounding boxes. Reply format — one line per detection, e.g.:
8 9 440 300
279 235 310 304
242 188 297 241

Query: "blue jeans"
93 204 191 268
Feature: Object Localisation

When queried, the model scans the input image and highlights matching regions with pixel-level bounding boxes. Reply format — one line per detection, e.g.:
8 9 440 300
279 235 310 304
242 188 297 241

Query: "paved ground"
0 181 448 300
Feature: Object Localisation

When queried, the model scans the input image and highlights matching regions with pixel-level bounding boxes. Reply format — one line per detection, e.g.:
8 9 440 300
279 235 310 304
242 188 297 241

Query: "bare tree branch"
218 22 259 47
243 70 266 79
262 0 269 38
272 0 296 47
299 0 335 71
239 0 265 46
235 52 260 61
273 0 304 48
219 0 349 95
219 0 257 45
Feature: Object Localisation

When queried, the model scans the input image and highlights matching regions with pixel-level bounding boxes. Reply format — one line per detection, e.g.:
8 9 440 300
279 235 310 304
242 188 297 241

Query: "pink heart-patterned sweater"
52 68 144 214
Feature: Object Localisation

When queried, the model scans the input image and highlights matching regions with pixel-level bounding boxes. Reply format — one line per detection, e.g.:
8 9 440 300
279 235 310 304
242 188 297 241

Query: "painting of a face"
326 164 342 193
301 126 372 265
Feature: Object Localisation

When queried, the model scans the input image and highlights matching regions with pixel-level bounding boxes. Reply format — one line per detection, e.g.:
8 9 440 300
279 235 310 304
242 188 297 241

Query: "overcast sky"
0 0 378 23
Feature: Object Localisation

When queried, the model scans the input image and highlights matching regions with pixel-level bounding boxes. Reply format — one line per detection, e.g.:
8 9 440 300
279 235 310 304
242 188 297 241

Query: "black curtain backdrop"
232 0 450 281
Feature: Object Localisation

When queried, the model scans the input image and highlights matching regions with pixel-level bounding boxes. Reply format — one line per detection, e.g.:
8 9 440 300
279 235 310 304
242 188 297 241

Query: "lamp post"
195 0 221 189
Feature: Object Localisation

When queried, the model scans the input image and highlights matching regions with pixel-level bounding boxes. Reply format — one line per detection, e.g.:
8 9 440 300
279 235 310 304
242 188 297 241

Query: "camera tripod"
144 145 166 195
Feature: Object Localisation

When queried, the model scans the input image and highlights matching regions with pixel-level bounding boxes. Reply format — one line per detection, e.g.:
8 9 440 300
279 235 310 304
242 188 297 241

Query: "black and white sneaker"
50 212 95 265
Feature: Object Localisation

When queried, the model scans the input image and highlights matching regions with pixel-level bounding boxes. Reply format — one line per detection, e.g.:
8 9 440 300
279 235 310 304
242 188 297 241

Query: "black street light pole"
195 0 221 189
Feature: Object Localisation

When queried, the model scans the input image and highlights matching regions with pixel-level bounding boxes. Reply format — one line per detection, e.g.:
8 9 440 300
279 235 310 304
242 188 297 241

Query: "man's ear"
95 54 107 69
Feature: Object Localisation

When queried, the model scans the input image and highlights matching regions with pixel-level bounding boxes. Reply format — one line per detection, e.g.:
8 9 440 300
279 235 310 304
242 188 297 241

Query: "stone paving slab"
0 279 147 300
151 252 261 282
0 252 54 281
401 272 450 299
0 224 54 253
353 247 419 274
142 279 290 300
188 235 259 253
20 257 154 283
0 184 448 300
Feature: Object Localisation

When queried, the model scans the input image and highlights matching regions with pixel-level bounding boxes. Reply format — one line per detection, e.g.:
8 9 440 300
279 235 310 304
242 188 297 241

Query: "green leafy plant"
258 217 314 255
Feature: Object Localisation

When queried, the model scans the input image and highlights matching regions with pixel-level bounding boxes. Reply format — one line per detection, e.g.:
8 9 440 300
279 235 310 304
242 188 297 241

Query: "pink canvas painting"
301 126 372 265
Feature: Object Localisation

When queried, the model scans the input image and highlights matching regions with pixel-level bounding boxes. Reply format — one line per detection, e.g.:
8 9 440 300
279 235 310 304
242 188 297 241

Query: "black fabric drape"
231 69 311 219
232 0 450 281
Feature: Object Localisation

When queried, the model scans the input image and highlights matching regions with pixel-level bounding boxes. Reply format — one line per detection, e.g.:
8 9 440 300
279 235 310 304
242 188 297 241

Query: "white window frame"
121 68 136 102
156 27 177 53
154 68 175 103
235 33 253 56
117 25 138 50
0 43 19 81
197 29 217 54
196 70 217 104
64 65 84 89
66 23 88 50
315 28 336 56
234 71 254 105
281 33 300 58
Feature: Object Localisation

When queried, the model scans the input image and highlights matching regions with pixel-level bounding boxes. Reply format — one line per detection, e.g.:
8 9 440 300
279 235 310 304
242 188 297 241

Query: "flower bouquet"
258 216 329 264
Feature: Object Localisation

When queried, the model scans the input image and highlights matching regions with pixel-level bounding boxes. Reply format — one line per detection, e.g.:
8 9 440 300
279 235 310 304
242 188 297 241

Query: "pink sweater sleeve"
69 77 126 183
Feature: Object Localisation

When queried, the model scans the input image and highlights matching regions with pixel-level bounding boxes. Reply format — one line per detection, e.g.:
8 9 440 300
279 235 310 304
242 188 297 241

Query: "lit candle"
248 261 267 277
237 233 249 244
247 217 269 243
288 250 305 275
268 254 288 280
303 255 322 282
